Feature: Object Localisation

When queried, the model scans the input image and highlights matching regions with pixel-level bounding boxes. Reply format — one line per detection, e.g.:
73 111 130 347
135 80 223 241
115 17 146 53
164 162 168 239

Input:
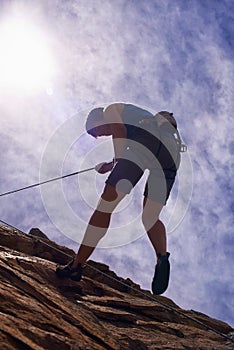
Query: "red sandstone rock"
0 225 233 349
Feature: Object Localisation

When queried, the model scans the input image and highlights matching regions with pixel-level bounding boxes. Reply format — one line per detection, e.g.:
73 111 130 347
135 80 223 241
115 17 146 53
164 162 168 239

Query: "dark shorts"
106 143 178 205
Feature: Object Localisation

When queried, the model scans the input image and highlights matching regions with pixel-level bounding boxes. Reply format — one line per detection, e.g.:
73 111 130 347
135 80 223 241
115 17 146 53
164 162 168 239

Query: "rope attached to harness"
0 167 95 198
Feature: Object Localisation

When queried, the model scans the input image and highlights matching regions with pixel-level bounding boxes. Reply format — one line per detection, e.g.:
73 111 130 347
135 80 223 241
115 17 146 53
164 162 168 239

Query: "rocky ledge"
0 225 233 350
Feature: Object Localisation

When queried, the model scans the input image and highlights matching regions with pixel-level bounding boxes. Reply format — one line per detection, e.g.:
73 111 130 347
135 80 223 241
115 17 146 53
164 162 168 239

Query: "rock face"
0 224 233 350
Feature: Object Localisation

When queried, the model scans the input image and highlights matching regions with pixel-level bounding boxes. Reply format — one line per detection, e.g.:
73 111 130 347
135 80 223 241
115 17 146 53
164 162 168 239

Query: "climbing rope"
0 218 233 344
0 167 95 197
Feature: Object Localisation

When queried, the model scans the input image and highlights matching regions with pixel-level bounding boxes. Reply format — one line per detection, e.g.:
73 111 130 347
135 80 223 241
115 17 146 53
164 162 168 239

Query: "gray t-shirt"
120 104 155 138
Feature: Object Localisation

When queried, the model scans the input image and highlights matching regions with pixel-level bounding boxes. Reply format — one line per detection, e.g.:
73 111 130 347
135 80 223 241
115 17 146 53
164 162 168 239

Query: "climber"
56 103 185 295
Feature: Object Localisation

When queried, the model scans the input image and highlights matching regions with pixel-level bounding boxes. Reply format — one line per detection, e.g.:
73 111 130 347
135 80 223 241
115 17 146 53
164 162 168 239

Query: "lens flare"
0 18 55 94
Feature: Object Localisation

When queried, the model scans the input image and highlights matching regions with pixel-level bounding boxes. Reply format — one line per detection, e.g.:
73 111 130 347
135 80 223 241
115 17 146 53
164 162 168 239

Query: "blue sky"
0 0 233 327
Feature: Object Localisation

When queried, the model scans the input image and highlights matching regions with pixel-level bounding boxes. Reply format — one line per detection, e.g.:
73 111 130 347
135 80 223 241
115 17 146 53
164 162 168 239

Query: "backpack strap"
174 129 187 153
138 114 187 153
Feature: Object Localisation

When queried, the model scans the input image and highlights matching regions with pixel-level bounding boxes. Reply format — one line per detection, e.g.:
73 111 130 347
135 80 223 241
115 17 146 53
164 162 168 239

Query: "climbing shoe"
56 259 82 281
152 252 170 295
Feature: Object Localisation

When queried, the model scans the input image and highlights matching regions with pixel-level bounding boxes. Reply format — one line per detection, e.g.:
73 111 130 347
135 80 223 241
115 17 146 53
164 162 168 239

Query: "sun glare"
0 18 55 94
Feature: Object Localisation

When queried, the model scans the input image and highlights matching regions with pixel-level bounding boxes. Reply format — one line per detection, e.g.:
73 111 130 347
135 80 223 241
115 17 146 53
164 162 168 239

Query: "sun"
0 18 55 94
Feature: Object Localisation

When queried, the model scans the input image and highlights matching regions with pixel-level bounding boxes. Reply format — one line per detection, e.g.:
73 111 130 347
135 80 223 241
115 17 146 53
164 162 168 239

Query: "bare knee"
97 184 125 213
101 184 119 202
142 211 160 232
142 198 163 232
